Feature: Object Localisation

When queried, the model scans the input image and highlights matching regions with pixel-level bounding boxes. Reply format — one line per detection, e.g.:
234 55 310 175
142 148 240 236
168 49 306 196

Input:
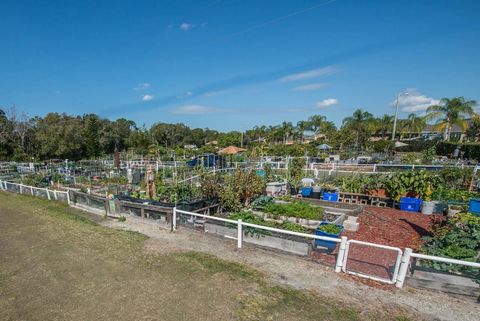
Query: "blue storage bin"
399 197 422 212
300 187 313 197
315 222 343 250
468 199 480 215
323 192 338 202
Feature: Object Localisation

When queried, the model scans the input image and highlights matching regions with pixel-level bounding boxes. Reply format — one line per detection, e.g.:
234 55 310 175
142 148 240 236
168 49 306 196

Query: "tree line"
0 96 476 161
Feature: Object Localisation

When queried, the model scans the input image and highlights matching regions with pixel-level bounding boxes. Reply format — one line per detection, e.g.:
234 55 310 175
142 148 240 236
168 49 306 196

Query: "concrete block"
343 220 359 232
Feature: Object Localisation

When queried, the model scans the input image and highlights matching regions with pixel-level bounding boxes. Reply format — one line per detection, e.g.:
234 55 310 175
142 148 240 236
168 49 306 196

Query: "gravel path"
102 216 480 321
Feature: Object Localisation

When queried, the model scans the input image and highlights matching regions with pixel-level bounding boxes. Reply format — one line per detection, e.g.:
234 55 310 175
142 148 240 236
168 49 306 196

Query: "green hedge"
436 142 480 160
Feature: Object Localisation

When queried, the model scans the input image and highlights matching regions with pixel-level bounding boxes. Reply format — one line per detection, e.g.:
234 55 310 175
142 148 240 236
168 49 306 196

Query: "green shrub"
118 216 126 222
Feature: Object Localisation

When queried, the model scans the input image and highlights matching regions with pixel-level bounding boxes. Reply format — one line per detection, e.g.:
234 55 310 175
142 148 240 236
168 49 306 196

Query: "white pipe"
172 207 177 231
410 253 480 268
342 239 403 284
396 248 412 288
175 209 342 243
335 236 348 273
237 219 243 249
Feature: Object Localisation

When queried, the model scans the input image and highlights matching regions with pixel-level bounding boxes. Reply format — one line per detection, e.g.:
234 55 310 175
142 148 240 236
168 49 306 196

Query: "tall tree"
308 115 326 138
342 109 374 149
83 114 102 158
425 97 477 141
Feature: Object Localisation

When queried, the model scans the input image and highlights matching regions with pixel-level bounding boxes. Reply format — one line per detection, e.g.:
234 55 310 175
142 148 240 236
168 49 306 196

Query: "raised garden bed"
203 221 310 256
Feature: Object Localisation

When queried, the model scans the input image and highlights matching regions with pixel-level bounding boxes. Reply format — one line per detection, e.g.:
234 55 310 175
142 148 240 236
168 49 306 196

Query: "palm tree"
425 97 477 141
308 115 326 138
280 121 294 144
296 120 311 143
376 114 394 138
342 109 374 149
406 113 425 138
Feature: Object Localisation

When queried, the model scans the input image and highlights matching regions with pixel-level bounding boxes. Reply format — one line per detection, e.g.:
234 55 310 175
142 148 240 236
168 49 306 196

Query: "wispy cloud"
316 98 338 108
176 91 193 99
142 94 154 102
172 104 227 115
203 90 228 97
291 82 327 92
179 23 194 31
279 66 337 82
134 82 151 90
397 89 439 113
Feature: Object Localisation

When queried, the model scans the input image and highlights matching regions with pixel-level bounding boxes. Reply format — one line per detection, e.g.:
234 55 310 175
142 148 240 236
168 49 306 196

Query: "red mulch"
342 206 438 250
310 207 439 288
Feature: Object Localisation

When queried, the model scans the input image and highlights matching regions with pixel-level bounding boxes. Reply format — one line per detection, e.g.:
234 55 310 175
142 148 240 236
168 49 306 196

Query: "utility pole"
392 91 409 141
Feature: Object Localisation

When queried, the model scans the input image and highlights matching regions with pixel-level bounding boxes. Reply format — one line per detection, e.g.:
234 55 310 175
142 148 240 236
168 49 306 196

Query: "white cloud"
180 23 194 31
279 66 337 82
135 82 151 90
316 98 338 108
142 94 154 101
396 89 440 113
291 82 327 92
172 105 220 115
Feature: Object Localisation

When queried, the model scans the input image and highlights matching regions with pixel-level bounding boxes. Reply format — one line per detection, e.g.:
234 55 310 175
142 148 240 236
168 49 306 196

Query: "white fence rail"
0 180 70 204
1 179 478 291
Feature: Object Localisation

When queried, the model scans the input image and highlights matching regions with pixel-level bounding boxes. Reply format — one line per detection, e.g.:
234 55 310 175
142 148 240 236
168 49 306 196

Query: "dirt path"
103 216 480 321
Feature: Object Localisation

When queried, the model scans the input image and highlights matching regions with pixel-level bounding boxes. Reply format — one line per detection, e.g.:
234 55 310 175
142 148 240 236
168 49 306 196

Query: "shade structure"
217 145 247 155
317 143 332 150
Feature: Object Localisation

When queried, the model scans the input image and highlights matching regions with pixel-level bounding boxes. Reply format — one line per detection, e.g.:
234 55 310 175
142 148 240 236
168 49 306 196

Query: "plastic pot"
421 200 436 215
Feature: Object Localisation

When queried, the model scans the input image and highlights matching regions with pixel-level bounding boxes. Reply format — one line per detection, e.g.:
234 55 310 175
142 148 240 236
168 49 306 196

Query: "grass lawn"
0 192 414 321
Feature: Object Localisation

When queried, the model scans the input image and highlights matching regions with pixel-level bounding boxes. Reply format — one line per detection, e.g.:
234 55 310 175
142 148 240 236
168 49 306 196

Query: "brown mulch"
311 207 439 288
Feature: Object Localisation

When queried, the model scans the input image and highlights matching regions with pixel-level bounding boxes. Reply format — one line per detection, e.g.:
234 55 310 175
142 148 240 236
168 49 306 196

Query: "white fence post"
335 236 348 273
31 186 34 196
46 189 51 200
237 219 243 249
172 207 177 231
66 191 71 205
396 248 412 288
53 190 58 200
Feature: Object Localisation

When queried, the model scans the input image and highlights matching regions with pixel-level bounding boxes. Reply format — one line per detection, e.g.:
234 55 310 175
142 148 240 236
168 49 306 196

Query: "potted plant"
314 222 343 251
421 184 435 215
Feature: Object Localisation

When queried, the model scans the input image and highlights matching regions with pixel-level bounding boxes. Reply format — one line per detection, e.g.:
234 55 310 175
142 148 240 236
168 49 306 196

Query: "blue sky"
1 0 479 131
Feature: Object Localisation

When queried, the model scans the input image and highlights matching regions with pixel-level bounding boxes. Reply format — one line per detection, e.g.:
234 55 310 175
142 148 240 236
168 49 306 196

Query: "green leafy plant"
118 216 126 222
263 200 324 220
250 195 274 209
318 223 342 235
228 211 310 236
422 213 480 283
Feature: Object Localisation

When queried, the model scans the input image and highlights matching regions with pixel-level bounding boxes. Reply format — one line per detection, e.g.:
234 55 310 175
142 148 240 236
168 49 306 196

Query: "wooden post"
104 199 109 216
